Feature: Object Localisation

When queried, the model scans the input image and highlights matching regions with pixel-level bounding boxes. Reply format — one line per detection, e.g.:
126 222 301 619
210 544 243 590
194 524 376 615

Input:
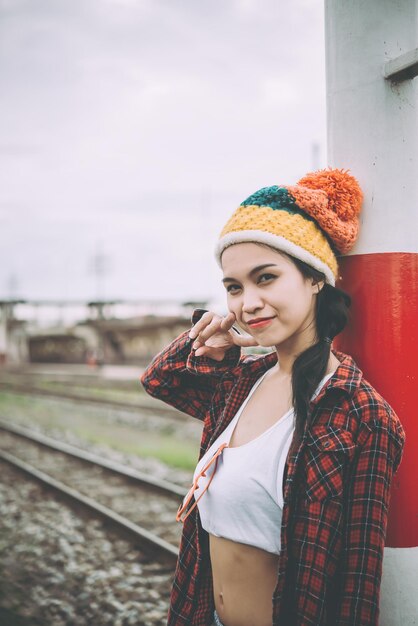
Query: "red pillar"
335 253 417 547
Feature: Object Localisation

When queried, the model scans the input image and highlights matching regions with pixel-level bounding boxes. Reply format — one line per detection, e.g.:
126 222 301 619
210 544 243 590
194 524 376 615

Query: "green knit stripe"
240 186 316 222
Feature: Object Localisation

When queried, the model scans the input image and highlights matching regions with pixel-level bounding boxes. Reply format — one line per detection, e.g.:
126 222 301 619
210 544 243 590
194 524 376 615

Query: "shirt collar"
230 347 363 403
313 348 363 404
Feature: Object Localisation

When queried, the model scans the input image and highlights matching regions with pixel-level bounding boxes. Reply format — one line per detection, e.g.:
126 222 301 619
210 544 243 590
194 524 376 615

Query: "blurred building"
0 299 206 366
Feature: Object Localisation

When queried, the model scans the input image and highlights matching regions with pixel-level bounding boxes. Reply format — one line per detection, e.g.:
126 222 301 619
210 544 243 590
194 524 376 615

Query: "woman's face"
221 242 322 350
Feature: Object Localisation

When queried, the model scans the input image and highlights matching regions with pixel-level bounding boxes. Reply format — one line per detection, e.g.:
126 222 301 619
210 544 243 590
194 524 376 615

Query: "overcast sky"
0 0 327 306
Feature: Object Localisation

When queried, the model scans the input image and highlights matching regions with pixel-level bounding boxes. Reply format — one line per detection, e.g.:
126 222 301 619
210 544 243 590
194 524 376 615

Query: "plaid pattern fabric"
140 309 406 626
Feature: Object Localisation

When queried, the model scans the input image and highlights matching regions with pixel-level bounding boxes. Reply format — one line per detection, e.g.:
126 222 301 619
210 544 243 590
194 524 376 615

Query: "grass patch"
71 423 199 471
0 392 199 472
12 381 145 404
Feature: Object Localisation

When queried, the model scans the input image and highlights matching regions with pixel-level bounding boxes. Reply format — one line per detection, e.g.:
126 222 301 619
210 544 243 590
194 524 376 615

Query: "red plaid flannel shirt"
140 309 406 626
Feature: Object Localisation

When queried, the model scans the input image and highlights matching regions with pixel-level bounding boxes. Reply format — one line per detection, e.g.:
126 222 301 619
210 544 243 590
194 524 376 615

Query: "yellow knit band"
215 205 338 286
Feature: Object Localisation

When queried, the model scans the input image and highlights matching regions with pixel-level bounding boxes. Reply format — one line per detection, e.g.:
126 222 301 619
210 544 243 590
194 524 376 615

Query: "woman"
140 168 406 626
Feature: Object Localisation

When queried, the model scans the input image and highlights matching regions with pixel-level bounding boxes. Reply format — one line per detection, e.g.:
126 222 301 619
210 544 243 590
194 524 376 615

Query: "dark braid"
288 256 351 444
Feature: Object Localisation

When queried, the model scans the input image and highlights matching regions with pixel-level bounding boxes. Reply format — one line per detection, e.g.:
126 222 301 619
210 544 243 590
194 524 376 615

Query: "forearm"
140 311 242 419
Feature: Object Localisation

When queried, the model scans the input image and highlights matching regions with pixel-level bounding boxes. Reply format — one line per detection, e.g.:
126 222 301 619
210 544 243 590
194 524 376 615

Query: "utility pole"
325 1 418 623
311 141 321 171
91 242 110 302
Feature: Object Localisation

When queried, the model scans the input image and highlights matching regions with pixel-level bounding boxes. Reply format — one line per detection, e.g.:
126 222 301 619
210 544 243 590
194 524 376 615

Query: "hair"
221 240 351 446
253 242 352 446
289 255 351 445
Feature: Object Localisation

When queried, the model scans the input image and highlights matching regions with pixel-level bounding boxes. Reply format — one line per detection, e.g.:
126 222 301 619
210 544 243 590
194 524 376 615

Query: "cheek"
226 295 237 312
289 293 314 319
277 291 310 319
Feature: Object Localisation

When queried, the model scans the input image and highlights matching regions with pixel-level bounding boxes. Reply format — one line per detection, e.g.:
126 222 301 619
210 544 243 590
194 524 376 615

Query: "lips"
247 317 275 328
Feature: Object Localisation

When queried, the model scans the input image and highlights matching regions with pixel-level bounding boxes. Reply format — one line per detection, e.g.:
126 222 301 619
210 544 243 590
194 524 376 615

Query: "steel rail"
0 449 179 567
0 418 187 499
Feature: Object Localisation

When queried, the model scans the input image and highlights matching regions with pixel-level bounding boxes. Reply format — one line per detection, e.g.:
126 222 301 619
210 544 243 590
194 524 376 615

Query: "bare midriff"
208 354 341 625
210 534 280 626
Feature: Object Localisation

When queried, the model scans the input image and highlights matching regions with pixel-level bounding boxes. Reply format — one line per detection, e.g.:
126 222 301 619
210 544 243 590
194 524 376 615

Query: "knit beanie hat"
214 168 363 287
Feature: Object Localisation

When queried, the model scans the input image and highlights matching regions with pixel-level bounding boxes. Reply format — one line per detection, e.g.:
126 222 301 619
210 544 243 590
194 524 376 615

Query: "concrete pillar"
0 306 7 364
325 1 418 623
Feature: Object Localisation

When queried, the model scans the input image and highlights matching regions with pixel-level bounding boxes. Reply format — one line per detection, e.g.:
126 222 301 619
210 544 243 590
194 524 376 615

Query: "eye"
226 284 240 294
258 273 276 283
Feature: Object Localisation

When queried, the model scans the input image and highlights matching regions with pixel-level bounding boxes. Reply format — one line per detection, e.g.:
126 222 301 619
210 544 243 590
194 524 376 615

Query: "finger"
189 311 213 338
188 311 215 339
219 312 236 332
195 317 223 343
194 345 212 357
232 333 260 347
195 346 224 361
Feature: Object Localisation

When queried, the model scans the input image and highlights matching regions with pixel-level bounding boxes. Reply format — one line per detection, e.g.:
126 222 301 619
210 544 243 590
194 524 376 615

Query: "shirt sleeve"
335 415 406 625
139 308 243 421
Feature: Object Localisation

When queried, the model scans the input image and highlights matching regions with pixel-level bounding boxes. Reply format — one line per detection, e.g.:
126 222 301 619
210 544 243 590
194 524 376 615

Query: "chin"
254 337 273 347
252 334 282 348
259 332 292 348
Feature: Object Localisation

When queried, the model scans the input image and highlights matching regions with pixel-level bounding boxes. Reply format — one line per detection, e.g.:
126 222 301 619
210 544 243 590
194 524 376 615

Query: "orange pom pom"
297 168 363 222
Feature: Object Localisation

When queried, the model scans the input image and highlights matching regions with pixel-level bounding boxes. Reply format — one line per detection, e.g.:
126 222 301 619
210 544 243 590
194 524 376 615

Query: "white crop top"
190 368 335 555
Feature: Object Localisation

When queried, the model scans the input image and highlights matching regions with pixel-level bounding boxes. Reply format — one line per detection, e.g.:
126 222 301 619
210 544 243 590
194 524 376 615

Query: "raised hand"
188 310 259 362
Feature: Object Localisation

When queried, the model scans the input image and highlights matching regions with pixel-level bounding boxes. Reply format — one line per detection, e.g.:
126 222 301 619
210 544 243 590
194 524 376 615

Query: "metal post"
325 1 418 623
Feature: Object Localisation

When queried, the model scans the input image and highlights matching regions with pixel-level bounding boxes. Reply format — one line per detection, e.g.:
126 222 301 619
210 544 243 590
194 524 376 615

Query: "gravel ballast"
0 461 174 626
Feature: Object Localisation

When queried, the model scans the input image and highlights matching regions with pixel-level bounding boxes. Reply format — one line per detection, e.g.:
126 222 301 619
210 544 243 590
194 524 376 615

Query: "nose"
241 286 264 314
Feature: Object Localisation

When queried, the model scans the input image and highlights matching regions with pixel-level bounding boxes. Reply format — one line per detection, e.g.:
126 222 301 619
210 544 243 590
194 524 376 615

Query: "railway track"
0 419 186 568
